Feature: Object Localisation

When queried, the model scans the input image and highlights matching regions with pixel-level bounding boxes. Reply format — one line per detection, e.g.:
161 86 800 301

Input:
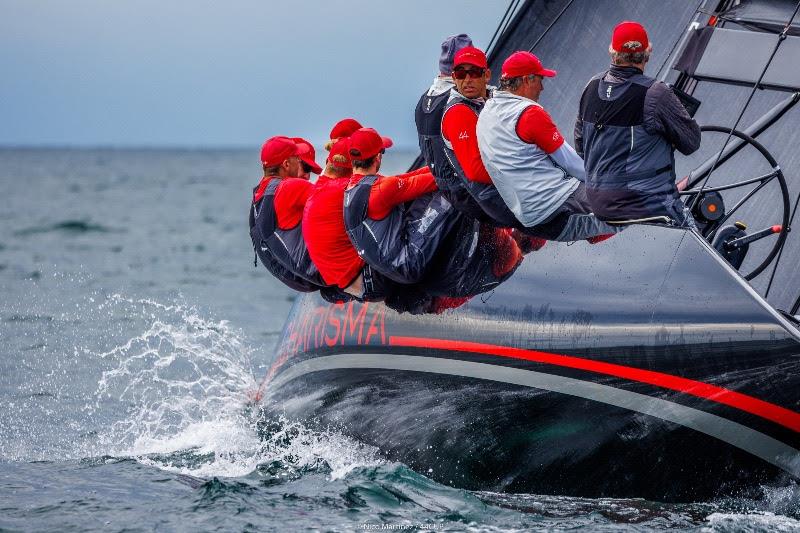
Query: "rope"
690 0 800 213
496 0 523 51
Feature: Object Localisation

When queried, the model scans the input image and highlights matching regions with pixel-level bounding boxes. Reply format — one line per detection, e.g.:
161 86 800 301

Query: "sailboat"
260 0 800 501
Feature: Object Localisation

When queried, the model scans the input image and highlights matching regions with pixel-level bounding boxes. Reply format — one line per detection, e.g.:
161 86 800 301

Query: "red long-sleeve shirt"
441 103 493 184
302 177 360 288
252 176 313 230
515 105 564 153
349 169 438 220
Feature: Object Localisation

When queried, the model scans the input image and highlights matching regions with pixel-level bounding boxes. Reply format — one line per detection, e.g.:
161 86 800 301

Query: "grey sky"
0 1 503 149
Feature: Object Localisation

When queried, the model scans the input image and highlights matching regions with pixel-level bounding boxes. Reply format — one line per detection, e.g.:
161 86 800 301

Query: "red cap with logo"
348 128 394 161
291 137 322 174
260 136 310 167
611 21 649 53
501 51 556 78
453 46 488 69
327 137 353 169
329 118 363 141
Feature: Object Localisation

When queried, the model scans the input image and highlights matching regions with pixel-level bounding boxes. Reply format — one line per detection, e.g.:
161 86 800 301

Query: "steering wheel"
679 125 790 281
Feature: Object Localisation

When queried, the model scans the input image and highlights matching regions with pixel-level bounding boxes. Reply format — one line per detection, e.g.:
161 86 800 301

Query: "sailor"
440 46 521 228
415 34 487 219
342 126 526 300
303 126 434 313
343 127 462 286
575 21 701 226
249 136 326 292
477 51 618 242
303 125 400 302
303 123 366 294
415 34 472 170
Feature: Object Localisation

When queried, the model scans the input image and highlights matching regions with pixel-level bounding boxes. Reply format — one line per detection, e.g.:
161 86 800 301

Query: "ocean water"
1 147 799 532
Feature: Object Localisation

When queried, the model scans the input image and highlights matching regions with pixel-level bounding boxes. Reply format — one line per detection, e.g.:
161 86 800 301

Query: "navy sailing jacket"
575 65 700 221
249 179 323 292
343 174 460 285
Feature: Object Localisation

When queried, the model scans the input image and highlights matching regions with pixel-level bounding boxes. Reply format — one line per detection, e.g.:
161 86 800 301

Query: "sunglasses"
453 67 486 80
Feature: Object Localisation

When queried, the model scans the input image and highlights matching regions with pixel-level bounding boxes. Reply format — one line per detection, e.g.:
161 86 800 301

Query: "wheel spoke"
679 170 777 195
707 179 772 241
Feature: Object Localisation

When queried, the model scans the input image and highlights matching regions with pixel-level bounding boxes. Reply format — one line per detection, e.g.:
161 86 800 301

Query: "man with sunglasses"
440 46 522 229
414 34 488 220
477 51 618 242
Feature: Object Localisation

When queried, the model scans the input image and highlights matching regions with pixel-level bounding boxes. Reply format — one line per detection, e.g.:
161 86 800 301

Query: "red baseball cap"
612 21 649 53
453 46 488 69
260 136 310 167
292 137 322 174
501 51 556 78
329 118 363 140
348 128 393 160
327 137 353 169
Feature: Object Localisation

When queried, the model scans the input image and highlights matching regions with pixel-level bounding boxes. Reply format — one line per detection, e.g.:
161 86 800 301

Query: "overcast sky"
0 1 503 149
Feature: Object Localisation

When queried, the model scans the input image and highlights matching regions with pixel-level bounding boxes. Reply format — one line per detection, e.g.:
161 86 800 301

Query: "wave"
13 219 121 236
83 295 381 481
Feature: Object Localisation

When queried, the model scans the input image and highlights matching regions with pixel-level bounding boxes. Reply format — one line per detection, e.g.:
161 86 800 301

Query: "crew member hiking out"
303 124 434 313
303 121 372 295
415 34 488 220
341 126 526 300
441 46 526 229
343 127 462 287
477 51 619 242
575 21 701 226
249 136 328 293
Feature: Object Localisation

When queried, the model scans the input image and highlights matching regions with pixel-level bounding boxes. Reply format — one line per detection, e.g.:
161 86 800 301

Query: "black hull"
264 226 800 502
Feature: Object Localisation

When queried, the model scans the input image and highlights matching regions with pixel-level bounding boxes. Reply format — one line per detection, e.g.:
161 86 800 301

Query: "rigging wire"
496 0 524 51
765 185 800 298
689 0 800 215
527 0 576 52
486 0 516 55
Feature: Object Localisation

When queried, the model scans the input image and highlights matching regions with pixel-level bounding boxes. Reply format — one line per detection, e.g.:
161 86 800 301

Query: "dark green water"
1 148 799 531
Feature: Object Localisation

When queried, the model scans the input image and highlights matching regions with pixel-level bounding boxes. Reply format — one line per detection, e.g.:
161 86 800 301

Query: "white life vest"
477 91 580 227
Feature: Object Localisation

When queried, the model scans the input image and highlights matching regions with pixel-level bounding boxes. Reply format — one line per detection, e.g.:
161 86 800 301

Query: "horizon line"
0 143 421 152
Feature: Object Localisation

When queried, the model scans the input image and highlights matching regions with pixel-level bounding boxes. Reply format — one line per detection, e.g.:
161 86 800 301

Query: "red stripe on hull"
388 336 800 433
